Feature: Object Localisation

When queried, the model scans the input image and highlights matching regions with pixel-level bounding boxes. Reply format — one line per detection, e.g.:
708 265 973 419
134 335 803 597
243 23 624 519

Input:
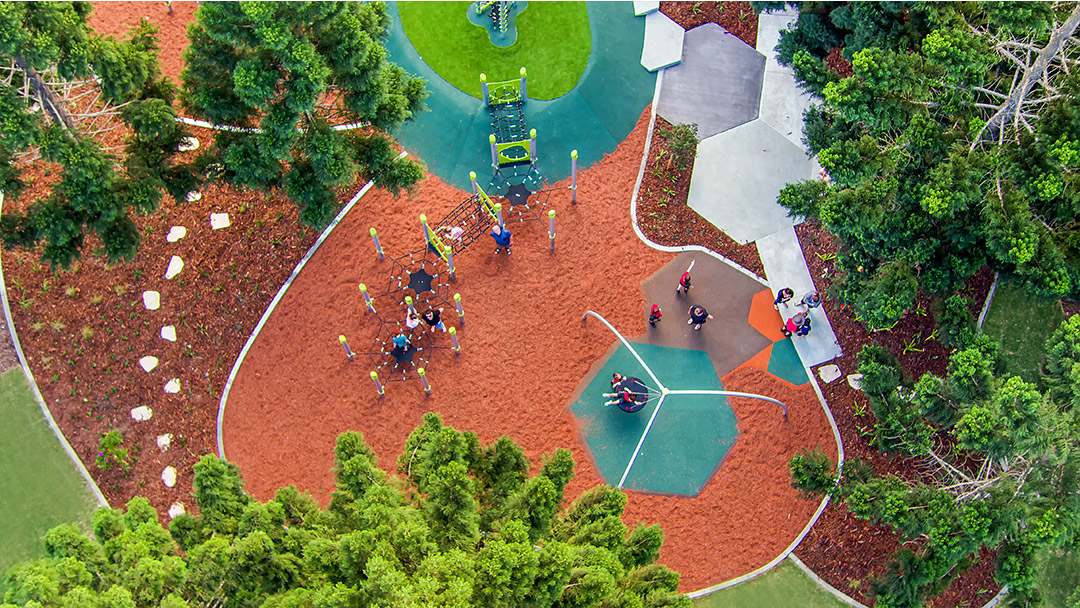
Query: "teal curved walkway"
385 1 656 190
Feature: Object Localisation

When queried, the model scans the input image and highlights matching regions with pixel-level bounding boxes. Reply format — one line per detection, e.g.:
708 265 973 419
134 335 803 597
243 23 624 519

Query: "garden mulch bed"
661 1 758 46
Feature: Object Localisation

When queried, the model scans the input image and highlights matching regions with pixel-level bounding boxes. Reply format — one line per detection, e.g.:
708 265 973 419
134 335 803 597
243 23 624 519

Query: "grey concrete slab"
687 119 817 245
634 0 660 16
657 24 765 139
756 10 798 74
641 11 684 72
760 69 818 149
756 227 842 367
640 252 771 381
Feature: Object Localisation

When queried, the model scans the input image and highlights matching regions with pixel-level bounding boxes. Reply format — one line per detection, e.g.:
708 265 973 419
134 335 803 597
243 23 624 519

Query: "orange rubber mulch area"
221 110 837 591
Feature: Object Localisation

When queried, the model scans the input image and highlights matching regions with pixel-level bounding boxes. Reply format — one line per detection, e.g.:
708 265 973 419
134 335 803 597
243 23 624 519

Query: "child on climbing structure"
490 224 512 255
439 225 465 249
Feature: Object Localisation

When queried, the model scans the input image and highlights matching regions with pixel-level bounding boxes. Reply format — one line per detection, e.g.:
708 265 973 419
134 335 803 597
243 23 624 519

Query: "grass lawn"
692 560 850 608
1037 549 1080 607
0 367 98 587
397 1 590 100
980 277 1065 385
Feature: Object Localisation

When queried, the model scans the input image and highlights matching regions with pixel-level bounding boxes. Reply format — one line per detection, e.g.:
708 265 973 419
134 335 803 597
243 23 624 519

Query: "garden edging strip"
215 154 405 460
0 192 109 509
787 553 868 608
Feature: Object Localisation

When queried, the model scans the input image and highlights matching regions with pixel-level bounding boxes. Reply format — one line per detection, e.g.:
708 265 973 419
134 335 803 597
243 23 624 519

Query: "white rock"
167 502 186 519
160 325 176 342
186 190 202 202
138 356 159 372
847 374 864 391
157 433 172 452
142 291 160 310
130 406 153 421
210 213 231 230
162 466 177 488
165 255 184 279
817 364 842 384
178 136 199 152
164 378 181 394
166 226 187 242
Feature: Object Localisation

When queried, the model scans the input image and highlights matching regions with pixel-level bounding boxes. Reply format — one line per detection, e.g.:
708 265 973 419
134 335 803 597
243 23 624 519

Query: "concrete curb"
215 155 404 460
977 271 1000 330
0 192 109 509
788 553 869 608
175 114 367 133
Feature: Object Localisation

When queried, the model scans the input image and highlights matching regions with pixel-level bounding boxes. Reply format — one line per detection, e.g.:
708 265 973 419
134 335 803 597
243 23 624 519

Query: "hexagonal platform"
569 342 737 496
656 23 765 139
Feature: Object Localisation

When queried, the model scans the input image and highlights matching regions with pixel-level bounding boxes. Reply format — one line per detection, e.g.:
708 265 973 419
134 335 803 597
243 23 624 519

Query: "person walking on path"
648 304 663 328
675 260 696 294
773 287 794 309
490 224 512 255
422 308 447 332
687 305 713 330
798 290 822 310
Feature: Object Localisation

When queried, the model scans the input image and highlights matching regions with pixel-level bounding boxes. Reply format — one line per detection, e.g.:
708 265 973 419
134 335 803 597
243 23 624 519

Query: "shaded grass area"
1037 549 1080 608
981 277 1064 385
692 560 850 608
397 1 590 100
0 367 97 587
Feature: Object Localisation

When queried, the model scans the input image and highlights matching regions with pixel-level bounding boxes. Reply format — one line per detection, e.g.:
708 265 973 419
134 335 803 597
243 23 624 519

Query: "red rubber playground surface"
220 113 837 591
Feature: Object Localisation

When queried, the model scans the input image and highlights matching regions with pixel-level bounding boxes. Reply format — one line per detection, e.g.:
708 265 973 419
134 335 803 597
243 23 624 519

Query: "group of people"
433 223 513 256
646 263 716 331
774 287 821 338
601 372 647 412
391 307 448 351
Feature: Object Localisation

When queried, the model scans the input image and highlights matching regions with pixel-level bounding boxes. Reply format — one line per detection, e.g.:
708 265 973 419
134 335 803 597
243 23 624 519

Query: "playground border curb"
787 553 868 608
0 192 109 509
628 69 769 288
977 271 1000 330
215 154 405 461
175 115 367 133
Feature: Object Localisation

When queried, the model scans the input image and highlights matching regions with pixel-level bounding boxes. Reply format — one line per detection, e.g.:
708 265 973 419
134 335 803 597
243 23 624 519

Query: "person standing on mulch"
422 308 447 332
648 304 663 327
687 305 713 330
490 224 512 255
392 333 410 350
676 260 696 294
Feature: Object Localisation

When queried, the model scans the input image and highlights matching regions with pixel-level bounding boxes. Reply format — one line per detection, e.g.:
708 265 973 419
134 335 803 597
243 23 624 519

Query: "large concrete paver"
641 11 684 72
757 10 819 149
657 24 765 139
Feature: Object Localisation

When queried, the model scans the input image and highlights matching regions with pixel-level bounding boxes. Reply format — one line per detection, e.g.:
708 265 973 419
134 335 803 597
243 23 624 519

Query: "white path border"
0 192 109 508
215 154 406 460
175 115 367 133
628 67 846 601
977 272 1001 330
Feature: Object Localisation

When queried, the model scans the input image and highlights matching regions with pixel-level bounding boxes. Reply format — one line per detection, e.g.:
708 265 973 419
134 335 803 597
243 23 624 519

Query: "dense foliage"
790 316 1080 607
181 2 428 228
0 2 195 268
2 414 690 608
772 1 1080 329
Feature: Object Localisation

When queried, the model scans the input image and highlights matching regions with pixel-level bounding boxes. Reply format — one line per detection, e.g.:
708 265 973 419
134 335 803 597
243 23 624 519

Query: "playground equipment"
582 310 788 489
470 1 526 47
474 1 515 33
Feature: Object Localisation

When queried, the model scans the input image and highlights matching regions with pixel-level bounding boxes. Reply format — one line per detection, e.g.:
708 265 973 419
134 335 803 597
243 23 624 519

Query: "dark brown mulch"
660 1 758 47
636 117 765 278
825 47 854 78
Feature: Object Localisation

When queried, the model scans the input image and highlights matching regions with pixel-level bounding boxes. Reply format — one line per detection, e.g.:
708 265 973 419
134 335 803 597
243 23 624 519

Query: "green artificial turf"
397 1 591 100
981 277 1065 386
0 367 97 586
692 560 850 608
1036 549 1080 608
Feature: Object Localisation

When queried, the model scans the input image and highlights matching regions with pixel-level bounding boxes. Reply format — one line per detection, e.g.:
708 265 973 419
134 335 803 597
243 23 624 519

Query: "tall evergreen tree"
0 2 195 268
181 2 428 227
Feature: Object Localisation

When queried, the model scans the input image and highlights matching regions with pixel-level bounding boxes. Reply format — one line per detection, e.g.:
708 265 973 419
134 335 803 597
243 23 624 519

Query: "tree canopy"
2 413 691 608
0 2 195 268
773 1 1080 329
790 317 1080 607
181 2 429 228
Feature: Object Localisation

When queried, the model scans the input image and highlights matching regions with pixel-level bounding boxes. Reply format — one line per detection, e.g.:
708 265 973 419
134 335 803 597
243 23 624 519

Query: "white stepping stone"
641 11 684 72
157 433 172 452
164 378 181 394
142 291 160 310
165 255 184 279
210 213 231 230
167 502 185 519
130 406 153 421
847 374 864 391
817 364 841 384
186 190 202 202
139 356 159 372
633 0 659 15
160 325 176 342
162 466 177 488
178 136 199 152
166 226 187 242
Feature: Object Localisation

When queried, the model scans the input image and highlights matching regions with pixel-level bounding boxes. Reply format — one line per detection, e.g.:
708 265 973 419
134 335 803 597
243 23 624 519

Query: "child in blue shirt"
490 224 512 255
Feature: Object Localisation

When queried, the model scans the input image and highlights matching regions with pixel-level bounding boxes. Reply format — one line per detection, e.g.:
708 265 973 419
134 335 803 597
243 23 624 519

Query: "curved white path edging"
977 271 1000 330
0 192 109 508
215 153 407 460
628 67 846 600
175 115 368 133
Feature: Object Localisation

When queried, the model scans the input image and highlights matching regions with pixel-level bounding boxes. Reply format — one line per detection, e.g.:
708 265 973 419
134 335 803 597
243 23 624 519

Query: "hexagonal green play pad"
569 342 738 496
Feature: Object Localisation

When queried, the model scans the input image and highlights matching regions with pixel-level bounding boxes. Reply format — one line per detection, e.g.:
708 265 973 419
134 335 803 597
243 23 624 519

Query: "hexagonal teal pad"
570 342 738 496
767 338 809 386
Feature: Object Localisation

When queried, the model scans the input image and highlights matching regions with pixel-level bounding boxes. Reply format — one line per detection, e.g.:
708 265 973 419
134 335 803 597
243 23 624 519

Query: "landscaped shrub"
934 294 975 349
95 430 132 472
788 447 836 498
656 122 699 171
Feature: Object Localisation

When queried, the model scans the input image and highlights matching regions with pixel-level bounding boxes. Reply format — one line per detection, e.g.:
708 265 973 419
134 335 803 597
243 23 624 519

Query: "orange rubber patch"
748 288 787 342
735 344 772 374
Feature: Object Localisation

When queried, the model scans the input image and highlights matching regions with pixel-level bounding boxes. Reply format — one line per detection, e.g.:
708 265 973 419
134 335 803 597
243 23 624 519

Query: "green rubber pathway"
570 342 738 496
385 1 656 190
0 367 98 584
